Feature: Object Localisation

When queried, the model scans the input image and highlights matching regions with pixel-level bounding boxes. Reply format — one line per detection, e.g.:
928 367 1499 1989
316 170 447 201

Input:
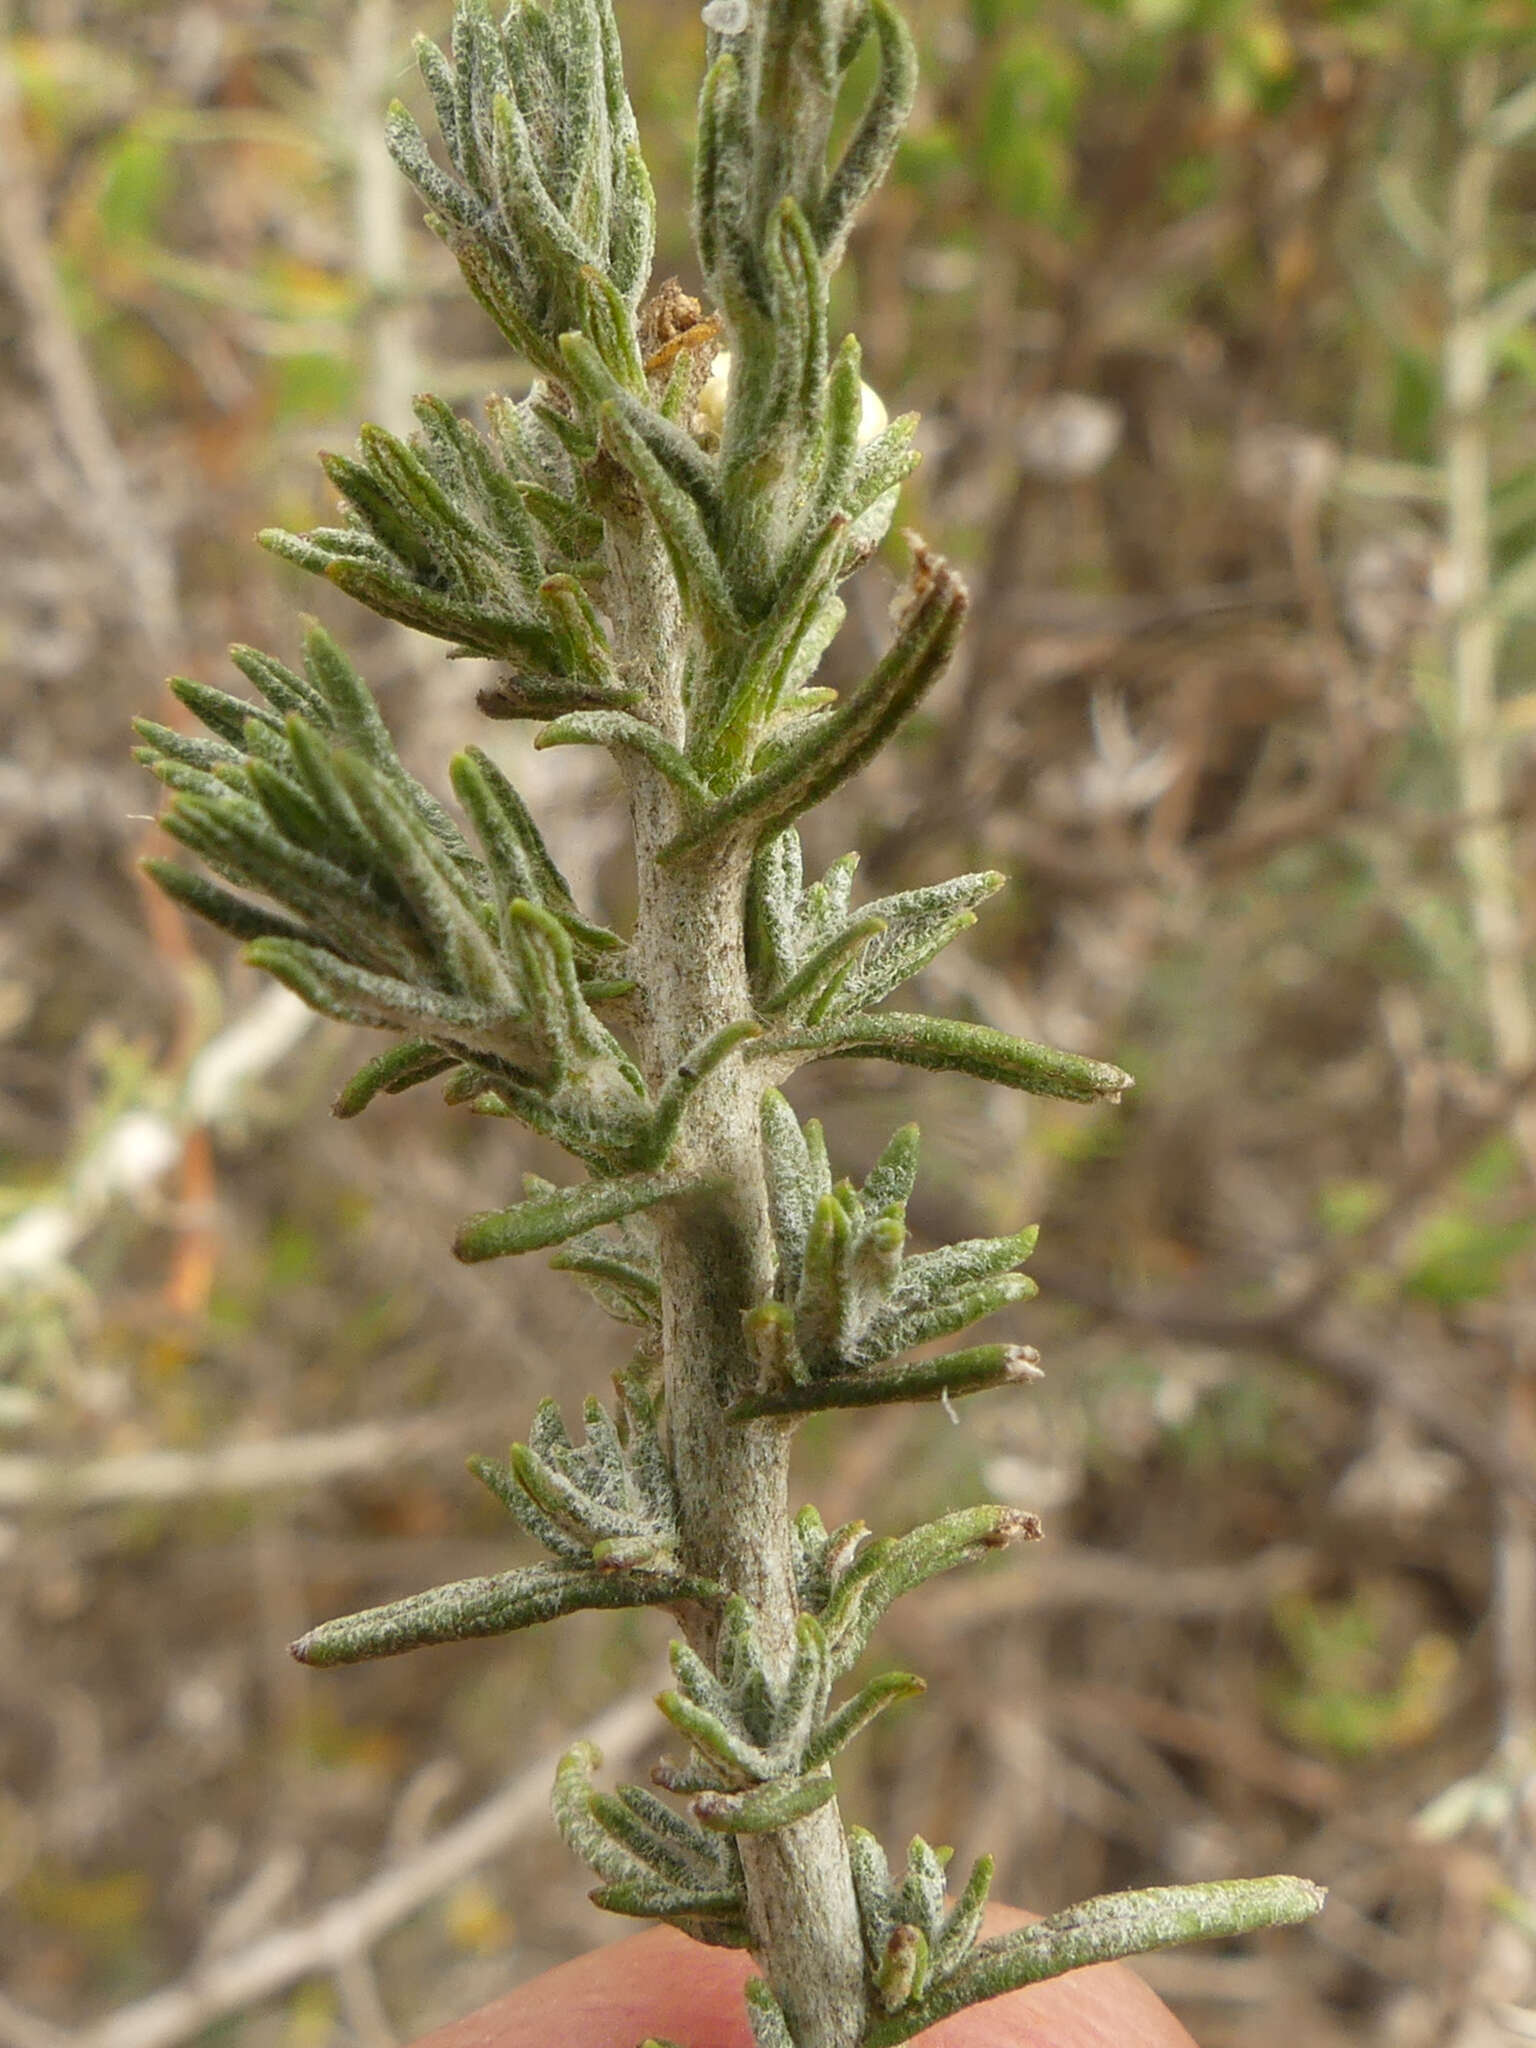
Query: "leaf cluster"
848 1830 994 2024
695 0 917 313
553 1494 1041 1974
555 1739 750 1948
650 1597 912 1803
261 393 625 693
736 1095 1043 1419
692 0 919 620
290 1374 721 1667
386 0 654 378
471 1370 682 1576
137 630 643 1106
791 1501 1042 1679
747 833 1005 1028
137 632 781 1181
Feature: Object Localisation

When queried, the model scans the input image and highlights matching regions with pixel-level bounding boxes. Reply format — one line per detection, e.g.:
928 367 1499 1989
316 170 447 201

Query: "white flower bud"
692 350 732 441
857 376 889 447
691 350 889 447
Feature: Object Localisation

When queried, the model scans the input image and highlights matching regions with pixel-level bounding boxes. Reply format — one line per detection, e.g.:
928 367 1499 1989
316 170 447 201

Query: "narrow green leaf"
554 1740 657 1888
169 674 282 748
475 669 638 720
931 1854 995 1981
538 572 626 689
757 1011 1134 1105
656 1687 773 1783
865 1878 1328 2045
759 911 886 1018
450 747 621 954
549 1247 661 1327
245 937 490 1036
490 87 590 278
163 800 423 976
321 556 564 665
730 1342 1043 1420
454 1169 699 1263
411 36 459 157
815 0 918 264
227 643 328 723
414 392 545 590
587 1791 711 1891
132 719 242 777
796 1190 853 1365
506 1439 643 1548
295 628 403 779
766 1612 831 1760
876 1274 1039 1360
692 1772 837 1835
141 756 239 804
746 830 803 998
760 1086 815 1295
574 262 647 395
803 1671 925 1770
899 1837 951 1931
668 1632 743 1733
447 234 565 380
811 333 865 529
743 1300 806 1389
630 1020 762 1169
895 1228 1039 1307
743 1980 795 2048
537 712 711 808
589 1877 746 1925
503 895 637 1075
317 446 443 578
385 97 482 232
862 1122 921 1215
615 1783 734 1877
332 754 511 1005
290 1560 711 1666
141 858 310 947
470 1452 592 1564
333 1039 459 1118
663 543 967 859
820 1505 1044 1676
245 757 333 856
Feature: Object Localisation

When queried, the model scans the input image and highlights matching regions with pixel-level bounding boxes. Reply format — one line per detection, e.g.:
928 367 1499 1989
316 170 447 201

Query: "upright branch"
1420 55 1536 2038
136 1 1324 2042
1444 53 1536 1146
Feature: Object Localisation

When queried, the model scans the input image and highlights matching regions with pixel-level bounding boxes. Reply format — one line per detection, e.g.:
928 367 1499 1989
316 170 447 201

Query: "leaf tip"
993 1507 1044 1546
1002 1345 1044 1384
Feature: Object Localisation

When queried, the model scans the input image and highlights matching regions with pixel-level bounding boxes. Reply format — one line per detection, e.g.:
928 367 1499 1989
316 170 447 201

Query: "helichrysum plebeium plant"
135 3 1324 2041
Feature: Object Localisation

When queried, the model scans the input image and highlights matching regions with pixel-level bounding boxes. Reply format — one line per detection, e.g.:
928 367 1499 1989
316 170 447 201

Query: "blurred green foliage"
1266 1584 1459 1760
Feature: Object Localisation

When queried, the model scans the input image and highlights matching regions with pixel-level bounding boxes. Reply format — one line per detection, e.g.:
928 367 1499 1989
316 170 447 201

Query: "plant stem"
634 849 864 2047
608 505 864 2045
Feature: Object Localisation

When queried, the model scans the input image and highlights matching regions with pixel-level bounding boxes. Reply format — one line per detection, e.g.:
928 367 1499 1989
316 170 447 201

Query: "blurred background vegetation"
3 2 1536 2044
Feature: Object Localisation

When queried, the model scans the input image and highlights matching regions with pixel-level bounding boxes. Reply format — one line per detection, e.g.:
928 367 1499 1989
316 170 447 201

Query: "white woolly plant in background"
134 2 1324 2042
